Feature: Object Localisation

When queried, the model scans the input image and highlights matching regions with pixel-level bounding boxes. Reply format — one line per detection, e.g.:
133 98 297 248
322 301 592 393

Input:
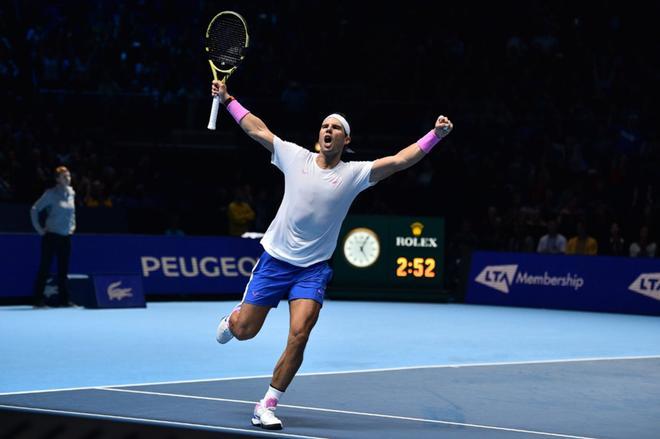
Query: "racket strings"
207 16 247 68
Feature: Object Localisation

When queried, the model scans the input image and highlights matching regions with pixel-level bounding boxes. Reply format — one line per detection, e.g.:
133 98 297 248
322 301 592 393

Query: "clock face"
343 227 380 268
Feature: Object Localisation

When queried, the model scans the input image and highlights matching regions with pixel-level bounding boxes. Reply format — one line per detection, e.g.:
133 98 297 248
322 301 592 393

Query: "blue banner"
465 251 660 315
0 234 263 297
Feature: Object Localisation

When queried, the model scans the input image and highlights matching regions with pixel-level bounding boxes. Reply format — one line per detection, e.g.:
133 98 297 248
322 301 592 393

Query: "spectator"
629 225 656 258
227 184 256 237
481 206 506 250
164 213 185 236
566 221 598 255
447 219 479 294
253 186 277 233
30 166 76 308
84 180 113 208
536 218 566 254
280 80 309 125
601 222 626 256
508 221 535 253
0 170 13 200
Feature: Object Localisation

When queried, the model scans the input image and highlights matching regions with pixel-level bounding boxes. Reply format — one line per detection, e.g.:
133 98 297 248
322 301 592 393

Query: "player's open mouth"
323 135 332 143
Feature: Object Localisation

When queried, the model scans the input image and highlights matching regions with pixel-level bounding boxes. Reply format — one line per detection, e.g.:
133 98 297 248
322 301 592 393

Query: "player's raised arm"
369 115 453 183
211 80 275 153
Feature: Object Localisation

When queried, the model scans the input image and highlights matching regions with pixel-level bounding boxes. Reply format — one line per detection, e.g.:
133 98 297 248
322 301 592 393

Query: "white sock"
261 385 284 408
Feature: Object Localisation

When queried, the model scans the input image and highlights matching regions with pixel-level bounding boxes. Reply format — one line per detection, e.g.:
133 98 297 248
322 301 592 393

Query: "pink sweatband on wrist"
417 129 441 153
226 99 250 124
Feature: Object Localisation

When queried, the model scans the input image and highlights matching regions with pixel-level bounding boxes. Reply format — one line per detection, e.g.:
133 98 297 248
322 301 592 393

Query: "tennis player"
212 80 453 430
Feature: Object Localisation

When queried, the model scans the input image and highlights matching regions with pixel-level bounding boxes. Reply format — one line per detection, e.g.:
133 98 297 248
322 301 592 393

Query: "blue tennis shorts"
242 251 333 308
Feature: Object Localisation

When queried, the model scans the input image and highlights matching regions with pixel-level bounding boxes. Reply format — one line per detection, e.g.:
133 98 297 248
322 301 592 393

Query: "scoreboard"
330 214 444 297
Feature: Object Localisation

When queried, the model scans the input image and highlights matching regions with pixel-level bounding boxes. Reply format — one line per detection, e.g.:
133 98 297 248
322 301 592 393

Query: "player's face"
56 171 71 186
319 118 350 155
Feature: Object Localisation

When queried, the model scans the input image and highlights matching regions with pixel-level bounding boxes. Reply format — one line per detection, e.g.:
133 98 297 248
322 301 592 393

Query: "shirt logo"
107 281 133 300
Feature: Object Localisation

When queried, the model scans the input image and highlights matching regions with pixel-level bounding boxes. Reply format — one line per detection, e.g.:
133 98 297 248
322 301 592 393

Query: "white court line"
2 354 660 396
0 404 327 439
97 387 598 439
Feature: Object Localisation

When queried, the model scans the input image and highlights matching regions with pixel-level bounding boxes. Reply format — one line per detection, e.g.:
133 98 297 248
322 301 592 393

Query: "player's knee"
232 323 258 341
287 329 310 350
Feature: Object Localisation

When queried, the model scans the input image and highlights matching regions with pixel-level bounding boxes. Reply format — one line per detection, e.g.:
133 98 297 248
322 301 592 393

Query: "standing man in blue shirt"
30 166 76 308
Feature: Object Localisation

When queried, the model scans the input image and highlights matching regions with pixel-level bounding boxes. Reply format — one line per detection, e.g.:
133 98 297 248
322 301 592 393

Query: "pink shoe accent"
263 397 278 409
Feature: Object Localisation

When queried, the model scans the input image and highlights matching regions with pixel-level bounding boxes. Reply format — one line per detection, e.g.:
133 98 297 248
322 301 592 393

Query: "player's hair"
55 166 69 176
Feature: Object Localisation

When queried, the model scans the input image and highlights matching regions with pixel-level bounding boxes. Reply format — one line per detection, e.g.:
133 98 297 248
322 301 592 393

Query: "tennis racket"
206 11 249 130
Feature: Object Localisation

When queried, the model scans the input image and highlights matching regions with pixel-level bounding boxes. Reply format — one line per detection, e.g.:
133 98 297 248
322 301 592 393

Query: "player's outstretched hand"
211 80 230 103
434 115 453 139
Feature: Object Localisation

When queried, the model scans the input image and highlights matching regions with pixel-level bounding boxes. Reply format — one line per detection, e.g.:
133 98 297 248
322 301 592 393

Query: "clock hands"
359 236 369 256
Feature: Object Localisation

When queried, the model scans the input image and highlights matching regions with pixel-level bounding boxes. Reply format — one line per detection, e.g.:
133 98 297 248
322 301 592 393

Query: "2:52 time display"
396 257 436 278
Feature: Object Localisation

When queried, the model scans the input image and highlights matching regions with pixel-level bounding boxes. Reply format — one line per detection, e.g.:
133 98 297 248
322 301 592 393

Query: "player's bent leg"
216 302 270 343
271 299 321 390
216 303 242 344
230 303 271 340
218 251 291 344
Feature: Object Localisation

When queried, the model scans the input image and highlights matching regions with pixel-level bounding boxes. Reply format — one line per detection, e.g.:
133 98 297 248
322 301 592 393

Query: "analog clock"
343 227 380 268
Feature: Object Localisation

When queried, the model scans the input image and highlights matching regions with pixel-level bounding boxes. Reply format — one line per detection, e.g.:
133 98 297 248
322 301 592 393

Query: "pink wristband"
417 129 441 153
226 99 250 124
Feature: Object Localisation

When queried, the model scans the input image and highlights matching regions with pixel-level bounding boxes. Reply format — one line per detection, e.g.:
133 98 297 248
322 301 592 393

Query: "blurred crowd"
1 1 658 258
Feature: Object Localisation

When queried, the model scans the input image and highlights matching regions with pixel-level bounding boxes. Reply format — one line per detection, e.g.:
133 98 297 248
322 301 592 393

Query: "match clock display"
332 215 444 295
396 257 436 278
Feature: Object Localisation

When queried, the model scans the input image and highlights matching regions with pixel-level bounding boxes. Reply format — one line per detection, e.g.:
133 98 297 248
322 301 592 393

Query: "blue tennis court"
2 301 660 438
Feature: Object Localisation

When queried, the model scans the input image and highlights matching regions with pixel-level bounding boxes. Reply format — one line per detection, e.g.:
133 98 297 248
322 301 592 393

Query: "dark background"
1 1 658 276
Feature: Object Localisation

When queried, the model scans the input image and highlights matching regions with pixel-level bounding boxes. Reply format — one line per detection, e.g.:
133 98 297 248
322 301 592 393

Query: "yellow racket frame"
205 11 249 83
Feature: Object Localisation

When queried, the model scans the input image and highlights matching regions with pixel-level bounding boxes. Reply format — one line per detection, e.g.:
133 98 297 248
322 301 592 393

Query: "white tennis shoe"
251 400 283 430
215 303 241 344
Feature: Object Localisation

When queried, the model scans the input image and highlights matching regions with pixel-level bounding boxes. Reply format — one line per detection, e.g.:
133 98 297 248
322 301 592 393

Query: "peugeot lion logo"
475 265 519 294
107 281 133 301
628 273 660 301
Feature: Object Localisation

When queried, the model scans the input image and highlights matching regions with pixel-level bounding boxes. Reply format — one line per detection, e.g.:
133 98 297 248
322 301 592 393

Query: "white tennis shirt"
260 136 376 267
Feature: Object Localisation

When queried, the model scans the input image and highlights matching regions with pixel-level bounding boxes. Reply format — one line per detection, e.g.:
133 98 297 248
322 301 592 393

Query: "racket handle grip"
207 95 221 130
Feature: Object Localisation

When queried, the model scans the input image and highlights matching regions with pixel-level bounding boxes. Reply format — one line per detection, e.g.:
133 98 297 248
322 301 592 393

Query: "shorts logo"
628 273 660 301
